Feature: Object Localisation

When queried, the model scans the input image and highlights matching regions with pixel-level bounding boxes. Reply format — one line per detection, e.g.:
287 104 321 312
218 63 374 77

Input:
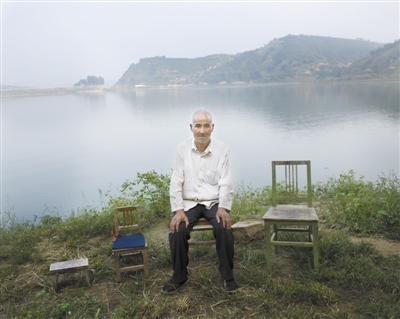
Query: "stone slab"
232 220 264 241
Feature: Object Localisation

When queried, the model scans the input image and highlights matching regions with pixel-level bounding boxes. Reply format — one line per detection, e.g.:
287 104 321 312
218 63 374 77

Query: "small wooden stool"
189 218 216 246
50 258 91 290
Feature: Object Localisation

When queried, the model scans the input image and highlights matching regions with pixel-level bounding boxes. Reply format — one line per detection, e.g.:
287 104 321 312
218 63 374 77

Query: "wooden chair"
112 206 150 282
263 161 319 271
189 218 216 246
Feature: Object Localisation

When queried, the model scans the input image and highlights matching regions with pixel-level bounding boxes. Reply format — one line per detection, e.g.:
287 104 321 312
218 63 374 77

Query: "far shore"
1 85 105 98
2 79 398 98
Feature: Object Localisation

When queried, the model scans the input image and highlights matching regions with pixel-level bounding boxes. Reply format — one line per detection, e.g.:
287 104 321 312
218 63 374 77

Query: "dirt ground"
145 219 171 245
348 235 400 256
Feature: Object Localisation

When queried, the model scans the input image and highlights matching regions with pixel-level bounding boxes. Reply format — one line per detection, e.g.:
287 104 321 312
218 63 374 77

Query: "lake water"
2 82 399 222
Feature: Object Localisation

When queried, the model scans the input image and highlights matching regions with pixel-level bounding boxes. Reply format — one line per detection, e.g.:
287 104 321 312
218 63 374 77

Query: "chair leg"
273 224 279 254
312 223 320 270
83 270 91 287
114 253 122 283
54 273 59 291
142 250 150 277
265 221 272 271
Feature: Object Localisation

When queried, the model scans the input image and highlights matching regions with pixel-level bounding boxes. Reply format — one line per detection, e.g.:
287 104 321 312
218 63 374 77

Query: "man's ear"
190 124 193 132
211 124 215 132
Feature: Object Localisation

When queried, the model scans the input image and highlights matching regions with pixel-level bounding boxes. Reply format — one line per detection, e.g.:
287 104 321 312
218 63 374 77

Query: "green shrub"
316 171 400 239
231 184 271 221
54 207 114 243
106 170 171 228
0 219 40 264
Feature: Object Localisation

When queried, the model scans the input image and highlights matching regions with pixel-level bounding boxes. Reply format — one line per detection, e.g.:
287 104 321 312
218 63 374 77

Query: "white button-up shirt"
170 138 234 212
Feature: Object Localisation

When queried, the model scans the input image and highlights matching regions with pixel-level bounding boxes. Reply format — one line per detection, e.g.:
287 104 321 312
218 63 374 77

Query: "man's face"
190 112 214 148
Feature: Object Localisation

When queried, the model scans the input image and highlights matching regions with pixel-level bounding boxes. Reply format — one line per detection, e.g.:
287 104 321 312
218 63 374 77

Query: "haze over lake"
2 82 399 222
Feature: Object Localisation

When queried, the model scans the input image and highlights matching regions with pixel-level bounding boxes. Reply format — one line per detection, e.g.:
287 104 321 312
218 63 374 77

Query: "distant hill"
202 35 383 83
114 35 391 88
116 54 233 87
341 40 399 80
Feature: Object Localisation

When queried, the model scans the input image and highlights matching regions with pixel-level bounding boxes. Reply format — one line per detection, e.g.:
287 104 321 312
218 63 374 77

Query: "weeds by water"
1 170 399 318
317 170 400 239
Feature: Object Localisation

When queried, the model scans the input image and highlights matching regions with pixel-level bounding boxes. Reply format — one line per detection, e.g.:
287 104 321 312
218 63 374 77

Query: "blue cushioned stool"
112 233 146 249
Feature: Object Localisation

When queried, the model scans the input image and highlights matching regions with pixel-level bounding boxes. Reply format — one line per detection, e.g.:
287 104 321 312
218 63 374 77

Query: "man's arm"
217 150 234 210
216 149 234 229
169 145 188 232
170 146 185 212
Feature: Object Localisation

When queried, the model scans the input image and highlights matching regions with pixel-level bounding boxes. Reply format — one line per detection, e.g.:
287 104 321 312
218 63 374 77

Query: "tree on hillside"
74 76 104 86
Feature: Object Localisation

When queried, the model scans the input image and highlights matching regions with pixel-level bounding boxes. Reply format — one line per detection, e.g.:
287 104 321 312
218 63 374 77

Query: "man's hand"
216 207 231 229
170 209 189 233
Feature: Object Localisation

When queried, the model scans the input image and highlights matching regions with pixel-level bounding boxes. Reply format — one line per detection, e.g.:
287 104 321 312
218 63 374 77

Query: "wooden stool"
189 218 216 246
50 258 91 291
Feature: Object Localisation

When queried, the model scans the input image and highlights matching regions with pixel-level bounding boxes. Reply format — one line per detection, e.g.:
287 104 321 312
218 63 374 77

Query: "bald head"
192 110 213 125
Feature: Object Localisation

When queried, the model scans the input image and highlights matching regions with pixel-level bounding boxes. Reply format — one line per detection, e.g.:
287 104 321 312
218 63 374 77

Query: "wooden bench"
49 258 91 290
189 218 216 246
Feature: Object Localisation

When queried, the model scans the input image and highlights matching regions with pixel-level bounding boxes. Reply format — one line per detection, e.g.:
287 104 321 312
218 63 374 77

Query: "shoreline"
109 78 399 92
2 80 398 97
1 85 105 98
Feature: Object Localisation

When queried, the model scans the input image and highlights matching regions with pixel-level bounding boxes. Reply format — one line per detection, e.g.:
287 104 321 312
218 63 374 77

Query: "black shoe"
225 278 239 293
161 278 188 294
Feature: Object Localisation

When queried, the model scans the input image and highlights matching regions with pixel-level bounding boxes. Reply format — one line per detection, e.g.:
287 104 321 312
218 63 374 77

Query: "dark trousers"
169 203 235 283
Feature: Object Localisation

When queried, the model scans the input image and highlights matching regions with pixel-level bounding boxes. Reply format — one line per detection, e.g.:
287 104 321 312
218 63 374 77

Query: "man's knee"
214 224 234 240
169 222 190 242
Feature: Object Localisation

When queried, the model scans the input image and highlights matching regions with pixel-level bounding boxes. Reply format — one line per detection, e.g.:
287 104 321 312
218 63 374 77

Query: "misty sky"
2 1 399 88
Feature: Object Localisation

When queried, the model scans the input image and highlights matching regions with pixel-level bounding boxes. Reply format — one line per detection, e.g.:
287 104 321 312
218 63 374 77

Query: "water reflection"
2 82 398 221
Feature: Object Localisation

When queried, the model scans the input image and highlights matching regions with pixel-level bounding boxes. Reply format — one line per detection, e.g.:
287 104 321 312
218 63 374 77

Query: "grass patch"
1 170 399 318
316 170 400 239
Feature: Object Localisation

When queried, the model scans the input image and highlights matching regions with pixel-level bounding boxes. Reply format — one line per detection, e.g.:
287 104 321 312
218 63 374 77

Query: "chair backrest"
114 206 142 236
271 160 313 207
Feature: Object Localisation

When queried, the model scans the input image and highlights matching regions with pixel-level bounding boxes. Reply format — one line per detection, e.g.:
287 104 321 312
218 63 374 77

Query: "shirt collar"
191 138 213 155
